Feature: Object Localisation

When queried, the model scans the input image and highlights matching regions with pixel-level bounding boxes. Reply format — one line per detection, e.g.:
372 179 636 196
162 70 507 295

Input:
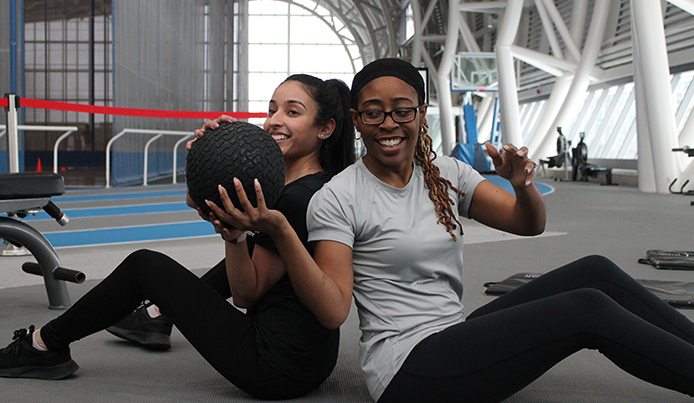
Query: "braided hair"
351 58 466 241
414 116 466 241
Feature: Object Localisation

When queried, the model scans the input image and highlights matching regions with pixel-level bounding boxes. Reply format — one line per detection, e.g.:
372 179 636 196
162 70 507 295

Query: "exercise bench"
539 127 570 180
0 172 85 309
571 132 614 185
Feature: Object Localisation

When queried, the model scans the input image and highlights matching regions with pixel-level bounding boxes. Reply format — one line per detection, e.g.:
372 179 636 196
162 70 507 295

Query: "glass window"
249 15 288 43
289 16 341 44
249 44 289 72
245 0 360 111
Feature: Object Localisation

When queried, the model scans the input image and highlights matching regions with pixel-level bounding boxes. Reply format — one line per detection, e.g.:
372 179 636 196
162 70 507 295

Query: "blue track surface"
484 175 554 195
56 189 186 203
23 202 190 221
18 186 216 249
43 221 214 248
22 177 553 249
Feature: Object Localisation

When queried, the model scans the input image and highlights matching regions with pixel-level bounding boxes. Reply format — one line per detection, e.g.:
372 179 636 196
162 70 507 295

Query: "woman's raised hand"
186 114 237 151
485 142 537 187
207 210 246 243
205 178 285 238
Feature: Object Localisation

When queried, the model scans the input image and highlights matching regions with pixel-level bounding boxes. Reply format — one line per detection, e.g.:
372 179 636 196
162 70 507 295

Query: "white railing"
105 129 193 187
0 124 79 173
1 125 192 187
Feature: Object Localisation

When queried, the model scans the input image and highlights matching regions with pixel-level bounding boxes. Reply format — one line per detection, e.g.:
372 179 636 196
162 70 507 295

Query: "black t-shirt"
246 172 339 382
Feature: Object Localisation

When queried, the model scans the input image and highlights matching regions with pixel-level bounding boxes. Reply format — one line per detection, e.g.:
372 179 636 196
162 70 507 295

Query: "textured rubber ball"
186 121 285 215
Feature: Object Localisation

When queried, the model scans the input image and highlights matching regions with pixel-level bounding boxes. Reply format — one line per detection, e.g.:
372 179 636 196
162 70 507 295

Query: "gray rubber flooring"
1 177 693 402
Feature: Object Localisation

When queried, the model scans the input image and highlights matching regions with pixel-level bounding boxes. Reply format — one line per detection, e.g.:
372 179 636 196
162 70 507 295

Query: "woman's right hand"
207 179 285 237
208 210 246 243
186 114 237 151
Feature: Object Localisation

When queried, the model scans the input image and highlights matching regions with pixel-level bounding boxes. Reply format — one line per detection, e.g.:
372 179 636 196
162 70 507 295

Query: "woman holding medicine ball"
0 74 355 400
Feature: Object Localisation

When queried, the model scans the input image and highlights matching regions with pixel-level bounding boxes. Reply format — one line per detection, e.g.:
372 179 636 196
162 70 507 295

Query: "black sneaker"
0 325 79 379
106 305 173 350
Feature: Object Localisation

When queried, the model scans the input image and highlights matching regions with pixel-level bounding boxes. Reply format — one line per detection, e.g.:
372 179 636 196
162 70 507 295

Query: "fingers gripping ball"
186 121 285 215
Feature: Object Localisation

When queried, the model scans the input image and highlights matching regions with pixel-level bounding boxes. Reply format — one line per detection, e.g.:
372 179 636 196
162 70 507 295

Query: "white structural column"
476 94 496 143
436 0 460 155
410 0 425 68
667 0 694 15
632 46 656 193
678 103 694 152
528 0 589 160
495 0 524 146
535 0 609 160
410 0 457 154
631 0 681 193
527 71 573 159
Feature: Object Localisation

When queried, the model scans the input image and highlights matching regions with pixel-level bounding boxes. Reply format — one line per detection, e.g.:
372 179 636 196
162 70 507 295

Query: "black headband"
351 58 425 108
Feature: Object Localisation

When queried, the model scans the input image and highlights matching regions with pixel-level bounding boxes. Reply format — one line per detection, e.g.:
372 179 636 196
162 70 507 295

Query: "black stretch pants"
379 255 694 403
40 249 320 400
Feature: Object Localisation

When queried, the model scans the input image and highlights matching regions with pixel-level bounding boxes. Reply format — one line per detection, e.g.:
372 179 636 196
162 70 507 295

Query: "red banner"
2 97 266 120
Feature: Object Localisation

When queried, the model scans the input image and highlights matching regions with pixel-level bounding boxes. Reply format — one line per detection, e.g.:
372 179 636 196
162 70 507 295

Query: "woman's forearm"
269 221 352 329
512 182 546 236
224 240 261 307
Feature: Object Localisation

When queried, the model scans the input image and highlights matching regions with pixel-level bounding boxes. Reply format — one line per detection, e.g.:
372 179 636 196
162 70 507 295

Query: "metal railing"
105 129 193 187
1 125 192 187
0 124 79 173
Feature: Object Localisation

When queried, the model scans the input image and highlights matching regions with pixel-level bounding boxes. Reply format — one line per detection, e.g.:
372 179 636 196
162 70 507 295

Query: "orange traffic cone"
36 158 42 172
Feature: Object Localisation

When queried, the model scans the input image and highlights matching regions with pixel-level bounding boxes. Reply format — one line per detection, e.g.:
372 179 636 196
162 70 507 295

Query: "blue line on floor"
483 175 554 195
21 202 190 221
55 189 187 203
43 221 216 248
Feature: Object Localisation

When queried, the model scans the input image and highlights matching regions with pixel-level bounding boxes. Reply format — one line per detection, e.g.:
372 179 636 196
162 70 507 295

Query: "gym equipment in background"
0 172 85 309
485 272 694 308
638 250 694 270
669 146 694 206
571 132 614 185
539 127 570 180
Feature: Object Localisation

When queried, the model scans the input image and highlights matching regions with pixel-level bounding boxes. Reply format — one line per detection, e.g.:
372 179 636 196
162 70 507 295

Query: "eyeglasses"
357 107 420 125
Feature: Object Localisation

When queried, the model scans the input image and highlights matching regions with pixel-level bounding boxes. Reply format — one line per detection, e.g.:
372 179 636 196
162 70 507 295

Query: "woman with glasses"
207 58 694 402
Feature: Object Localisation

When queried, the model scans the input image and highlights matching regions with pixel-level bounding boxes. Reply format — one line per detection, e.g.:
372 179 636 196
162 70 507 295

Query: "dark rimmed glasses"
357 106 420 125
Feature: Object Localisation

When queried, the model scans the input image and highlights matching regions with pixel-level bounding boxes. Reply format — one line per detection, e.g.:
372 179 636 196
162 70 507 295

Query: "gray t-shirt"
307 156 485 400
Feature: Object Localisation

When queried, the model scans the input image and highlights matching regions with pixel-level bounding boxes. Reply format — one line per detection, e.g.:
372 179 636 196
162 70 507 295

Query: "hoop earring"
355 131 362 140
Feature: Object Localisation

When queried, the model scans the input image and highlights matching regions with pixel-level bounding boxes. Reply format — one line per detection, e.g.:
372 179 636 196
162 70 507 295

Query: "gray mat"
0 278 371 403
2 179 694 402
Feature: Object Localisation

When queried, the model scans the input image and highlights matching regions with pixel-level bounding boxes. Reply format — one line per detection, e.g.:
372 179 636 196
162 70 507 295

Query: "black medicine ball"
186 121 285 215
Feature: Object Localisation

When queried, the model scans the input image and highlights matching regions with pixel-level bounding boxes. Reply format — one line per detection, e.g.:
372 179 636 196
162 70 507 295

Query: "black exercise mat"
638 250 694 270
485 272 694 308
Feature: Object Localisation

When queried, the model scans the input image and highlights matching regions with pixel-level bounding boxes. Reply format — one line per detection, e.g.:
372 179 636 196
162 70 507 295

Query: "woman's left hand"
486 142 536 187
205 178 285 237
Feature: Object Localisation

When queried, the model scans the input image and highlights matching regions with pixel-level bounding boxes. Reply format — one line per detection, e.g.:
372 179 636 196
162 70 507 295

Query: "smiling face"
263 80 331 170
351 76 427 183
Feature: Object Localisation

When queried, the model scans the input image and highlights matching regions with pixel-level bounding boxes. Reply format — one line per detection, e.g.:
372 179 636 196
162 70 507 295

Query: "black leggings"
380 255 694 402
39 249 321 400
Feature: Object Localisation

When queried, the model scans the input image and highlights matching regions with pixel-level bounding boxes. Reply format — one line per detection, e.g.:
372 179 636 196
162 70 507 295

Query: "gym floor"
1 176 693 402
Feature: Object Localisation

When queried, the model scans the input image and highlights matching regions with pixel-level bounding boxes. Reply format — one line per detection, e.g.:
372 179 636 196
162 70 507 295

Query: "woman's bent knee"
116 249 175 279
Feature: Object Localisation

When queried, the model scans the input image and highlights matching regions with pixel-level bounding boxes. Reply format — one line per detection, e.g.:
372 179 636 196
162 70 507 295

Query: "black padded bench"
0 172 84 309
574 163 613 185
